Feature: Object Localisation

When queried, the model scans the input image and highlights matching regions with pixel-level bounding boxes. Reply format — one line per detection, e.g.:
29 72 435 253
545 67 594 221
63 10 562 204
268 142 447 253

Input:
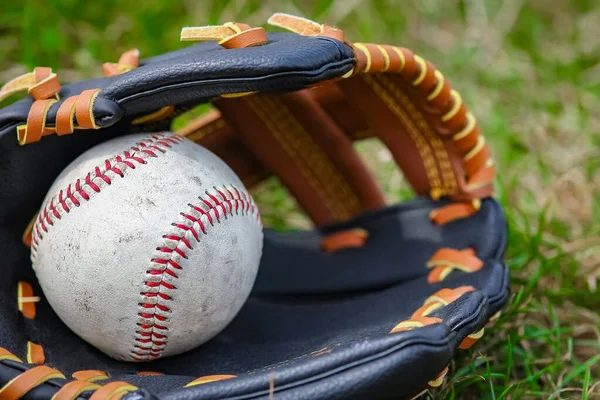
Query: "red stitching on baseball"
134 185 259 361
30 133 181 260
48 200 60 219
188 205 213 228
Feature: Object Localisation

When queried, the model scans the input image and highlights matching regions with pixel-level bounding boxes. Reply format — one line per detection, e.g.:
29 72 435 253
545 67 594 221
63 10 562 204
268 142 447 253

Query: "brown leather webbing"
271 90 384 213
180 36 495 224
181 53 492 222
178 101 378 193
341 43 494 201
337 75 436 196
258 15 494 206
307 85 374 140
213 91 384 226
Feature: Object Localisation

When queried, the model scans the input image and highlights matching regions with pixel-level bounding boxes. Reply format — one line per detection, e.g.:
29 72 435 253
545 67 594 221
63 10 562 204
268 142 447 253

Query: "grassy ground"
2 1 599 398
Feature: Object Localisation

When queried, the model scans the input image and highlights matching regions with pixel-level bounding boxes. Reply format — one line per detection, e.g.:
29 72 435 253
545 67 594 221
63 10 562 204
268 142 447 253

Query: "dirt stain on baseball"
143 198 158 208
117 231 143 244
76 294 93 313
190 175 203 187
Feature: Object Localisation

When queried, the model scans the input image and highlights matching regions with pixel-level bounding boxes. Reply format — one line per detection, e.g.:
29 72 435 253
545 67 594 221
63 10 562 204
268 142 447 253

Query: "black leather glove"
0 13 509 400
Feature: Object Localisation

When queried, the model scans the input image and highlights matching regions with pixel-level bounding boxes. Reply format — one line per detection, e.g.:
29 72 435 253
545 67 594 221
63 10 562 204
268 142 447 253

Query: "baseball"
30 132 263 362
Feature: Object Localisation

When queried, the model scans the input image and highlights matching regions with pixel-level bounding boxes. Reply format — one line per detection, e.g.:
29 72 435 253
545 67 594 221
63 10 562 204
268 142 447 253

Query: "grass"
2 0 599 398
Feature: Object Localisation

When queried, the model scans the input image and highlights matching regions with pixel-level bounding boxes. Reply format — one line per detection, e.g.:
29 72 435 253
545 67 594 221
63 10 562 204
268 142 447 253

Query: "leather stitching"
360 73 442 191
353 43 492 199
377 73 458 194
244 95 362 221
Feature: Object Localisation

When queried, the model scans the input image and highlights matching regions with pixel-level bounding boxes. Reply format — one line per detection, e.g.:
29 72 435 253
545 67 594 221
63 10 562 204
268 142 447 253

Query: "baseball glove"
0 13 510 400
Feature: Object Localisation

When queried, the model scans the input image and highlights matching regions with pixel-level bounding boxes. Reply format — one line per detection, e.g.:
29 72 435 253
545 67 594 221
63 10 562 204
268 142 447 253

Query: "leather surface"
254 198 505 295
0 33 354 137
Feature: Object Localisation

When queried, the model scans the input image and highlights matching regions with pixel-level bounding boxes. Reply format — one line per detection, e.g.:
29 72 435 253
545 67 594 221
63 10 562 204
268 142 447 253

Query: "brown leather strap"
390 286 475 334
321 229 368 252
426 248 483 283
459 328 484 349
453 115 479 151
17 88 106 145
102 64 121 77
464 139 489 177
429 201 480 225
71 370 109 382
103 49 140 76
55 95 78 135
52 379 100 400
278 90 385 213
308 85 374 140
75 89 100 129
33 67 51 82
427 248 482 269
338 75 440 196
220 28 267 49
17 98 56 145
29 67 61 100
177 109 225 139
0 67 60 103
216 95 351 225
467 164 495 191
18 281 37 319
181 23 267 49
426 286 475 306
0 365 65 400
117 49 140 67
27 342 45 365
0 72 37 102
389 315 442 333
88 381 137 400
263 14 494 204
0 347 22 363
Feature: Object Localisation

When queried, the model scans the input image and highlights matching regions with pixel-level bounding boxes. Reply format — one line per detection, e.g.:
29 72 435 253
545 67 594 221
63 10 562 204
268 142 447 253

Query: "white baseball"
31 132 263 362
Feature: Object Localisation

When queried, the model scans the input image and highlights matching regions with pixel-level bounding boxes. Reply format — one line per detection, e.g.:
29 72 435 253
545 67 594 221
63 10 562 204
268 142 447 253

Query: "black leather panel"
0 33 354 136
1 198 509 400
